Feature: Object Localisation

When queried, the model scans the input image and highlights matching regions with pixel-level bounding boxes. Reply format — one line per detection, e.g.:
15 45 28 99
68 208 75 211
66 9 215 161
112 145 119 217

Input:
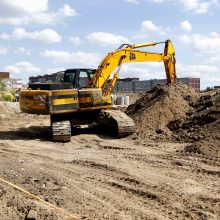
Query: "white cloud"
0 28 62 43
178 32 220 88
120 63 150 79
179 34 191 44
179 32 220 54
141 20 166 35
206 55 220 64
120 61 168 80
41 50 101 67
0 1 77 25
86 32 129 46
14 47 31 56
180 20 192 31
4 61 41 79
133 24 168 39
206 76 220 84
178 63 218 74
132 34 148 40
177 62 220 89
180 0 219 14
149 0 219 14
150 0 170 2
44 68 65 75
58 4 77 16
0 0 48 16
123 0 139 4
0 46 8 54
69 36 82 45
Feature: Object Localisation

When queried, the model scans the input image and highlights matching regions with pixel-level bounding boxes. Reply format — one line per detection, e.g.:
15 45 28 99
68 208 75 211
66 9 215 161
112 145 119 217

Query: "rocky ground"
0 85 219 220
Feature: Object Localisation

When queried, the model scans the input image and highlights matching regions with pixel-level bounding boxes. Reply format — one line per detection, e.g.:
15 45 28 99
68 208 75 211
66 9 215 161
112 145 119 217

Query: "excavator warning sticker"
33 95 47 105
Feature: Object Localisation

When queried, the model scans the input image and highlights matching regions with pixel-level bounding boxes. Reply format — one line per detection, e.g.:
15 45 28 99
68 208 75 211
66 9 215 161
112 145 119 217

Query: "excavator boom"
89 39 176 95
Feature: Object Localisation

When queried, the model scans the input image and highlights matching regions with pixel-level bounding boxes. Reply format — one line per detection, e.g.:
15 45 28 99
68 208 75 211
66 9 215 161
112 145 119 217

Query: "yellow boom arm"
89 39 176 96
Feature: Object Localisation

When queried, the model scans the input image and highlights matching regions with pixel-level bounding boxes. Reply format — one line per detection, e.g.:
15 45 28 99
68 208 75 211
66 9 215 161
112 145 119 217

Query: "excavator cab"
64 69 96 89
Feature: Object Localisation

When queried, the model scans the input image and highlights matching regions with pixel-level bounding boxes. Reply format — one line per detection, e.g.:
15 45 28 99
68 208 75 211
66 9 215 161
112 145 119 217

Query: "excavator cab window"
79 71 89 88
63 69 96 88
64 70 77 85
78 69 96 88
54 71 64 83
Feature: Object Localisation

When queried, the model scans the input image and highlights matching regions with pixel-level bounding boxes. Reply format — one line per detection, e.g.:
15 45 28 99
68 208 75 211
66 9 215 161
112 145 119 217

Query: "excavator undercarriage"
50 109 135 142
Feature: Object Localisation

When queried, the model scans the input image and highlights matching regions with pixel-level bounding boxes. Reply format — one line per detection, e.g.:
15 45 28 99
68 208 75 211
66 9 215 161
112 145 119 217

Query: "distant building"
178 77 200 92
114 77 200 93
0 72 23 89
4 78 23 89
0 72 10 80
118 77 139 82
214 86 220 90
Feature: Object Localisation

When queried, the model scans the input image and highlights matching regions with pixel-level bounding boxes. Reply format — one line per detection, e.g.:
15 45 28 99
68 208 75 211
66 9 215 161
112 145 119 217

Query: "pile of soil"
169 90 220 158
127 84 220 158
126 83 198 138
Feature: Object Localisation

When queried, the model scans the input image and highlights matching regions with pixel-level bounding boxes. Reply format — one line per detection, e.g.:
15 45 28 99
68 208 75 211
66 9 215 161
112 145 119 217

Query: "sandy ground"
0 106 219 220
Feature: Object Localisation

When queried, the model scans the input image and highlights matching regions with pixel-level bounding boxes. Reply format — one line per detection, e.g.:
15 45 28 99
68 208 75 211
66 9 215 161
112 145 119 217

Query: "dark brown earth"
0 85 219 220
127 84 220 159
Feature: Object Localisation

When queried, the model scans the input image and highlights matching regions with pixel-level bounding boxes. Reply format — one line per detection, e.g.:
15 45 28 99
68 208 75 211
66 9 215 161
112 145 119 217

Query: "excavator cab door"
78 71 90 88
64 69 77 86
78 69 96 89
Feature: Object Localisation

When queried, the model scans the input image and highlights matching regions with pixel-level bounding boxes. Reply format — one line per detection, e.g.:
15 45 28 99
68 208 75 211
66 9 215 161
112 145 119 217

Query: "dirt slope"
126 84 199 138
169 89 220 158
127 84 220 158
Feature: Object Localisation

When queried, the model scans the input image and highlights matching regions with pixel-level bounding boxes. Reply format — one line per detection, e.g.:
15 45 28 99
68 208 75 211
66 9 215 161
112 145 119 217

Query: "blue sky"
0 0 220 89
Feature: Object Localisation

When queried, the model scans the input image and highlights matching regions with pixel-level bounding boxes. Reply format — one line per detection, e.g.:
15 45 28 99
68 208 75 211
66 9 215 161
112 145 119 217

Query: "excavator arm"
88 39 176 97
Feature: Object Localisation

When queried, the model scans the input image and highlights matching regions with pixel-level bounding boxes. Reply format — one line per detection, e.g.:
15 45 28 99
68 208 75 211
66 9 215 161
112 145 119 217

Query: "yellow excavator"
19 39 176 142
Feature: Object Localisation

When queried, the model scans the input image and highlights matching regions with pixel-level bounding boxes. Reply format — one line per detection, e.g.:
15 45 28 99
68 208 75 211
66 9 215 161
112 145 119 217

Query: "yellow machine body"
20 88 112 115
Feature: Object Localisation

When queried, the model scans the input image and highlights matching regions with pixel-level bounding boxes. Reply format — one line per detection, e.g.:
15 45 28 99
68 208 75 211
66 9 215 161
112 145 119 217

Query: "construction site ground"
0 84 220 220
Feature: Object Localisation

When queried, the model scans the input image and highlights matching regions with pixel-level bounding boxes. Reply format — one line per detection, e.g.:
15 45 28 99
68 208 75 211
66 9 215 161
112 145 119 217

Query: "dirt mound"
127 84 220 158
126 83 198 138
168 90 220 158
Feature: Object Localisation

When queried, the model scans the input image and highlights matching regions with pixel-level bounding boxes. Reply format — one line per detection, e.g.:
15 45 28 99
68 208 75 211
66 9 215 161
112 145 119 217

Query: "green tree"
0 79 6 91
